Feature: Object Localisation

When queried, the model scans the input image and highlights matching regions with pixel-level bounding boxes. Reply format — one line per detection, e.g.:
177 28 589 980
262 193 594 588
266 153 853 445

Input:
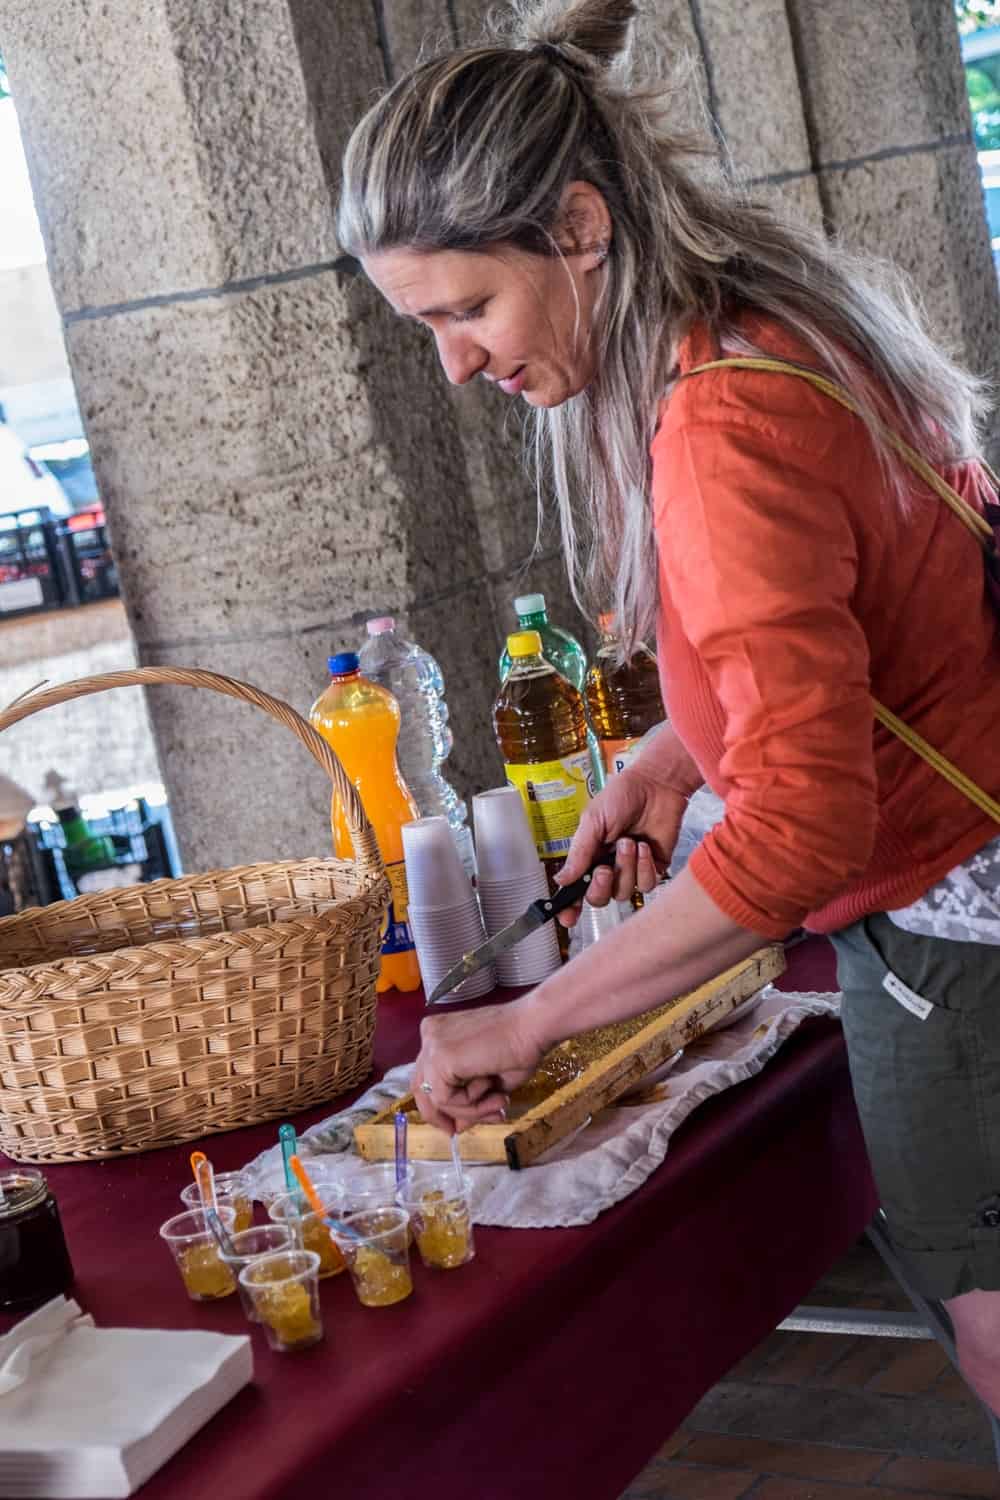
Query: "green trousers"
831 912 1000 1301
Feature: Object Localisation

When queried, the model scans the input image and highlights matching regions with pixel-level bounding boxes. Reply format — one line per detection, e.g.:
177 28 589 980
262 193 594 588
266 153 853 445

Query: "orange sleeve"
655 417 879 936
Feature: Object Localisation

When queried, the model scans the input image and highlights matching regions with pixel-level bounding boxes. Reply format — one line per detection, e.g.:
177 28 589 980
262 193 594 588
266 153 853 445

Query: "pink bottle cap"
366 616 395 635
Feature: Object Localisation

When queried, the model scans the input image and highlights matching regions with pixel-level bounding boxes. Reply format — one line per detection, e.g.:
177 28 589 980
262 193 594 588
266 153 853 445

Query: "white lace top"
888 836 1000 944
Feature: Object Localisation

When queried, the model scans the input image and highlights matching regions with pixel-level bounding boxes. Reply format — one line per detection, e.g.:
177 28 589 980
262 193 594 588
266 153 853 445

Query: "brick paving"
618 1238 999 1499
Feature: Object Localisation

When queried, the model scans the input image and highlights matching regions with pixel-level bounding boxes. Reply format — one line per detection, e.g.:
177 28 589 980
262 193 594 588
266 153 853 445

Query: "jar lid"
0 1167 47 1219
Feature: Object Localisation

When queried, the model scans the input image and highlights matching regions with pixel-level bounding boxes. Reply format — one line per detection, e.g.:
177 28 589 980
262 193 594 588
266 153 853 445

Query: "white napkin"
0 1297 252 1498
0 1297 93 1396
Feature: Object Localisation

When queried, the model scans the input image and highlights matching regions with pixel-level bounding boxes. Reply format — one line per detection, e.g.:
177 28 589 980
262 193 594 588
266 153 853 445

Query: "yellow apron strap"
871 701 1000 824
686 355 1000 826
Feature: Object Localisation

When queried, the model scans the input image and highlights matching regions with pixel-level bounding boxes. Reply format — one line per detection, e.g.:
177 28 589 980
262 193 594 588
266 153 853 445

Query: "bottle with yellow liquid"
584 613 666 778
309 652 421 993
493 630 594 873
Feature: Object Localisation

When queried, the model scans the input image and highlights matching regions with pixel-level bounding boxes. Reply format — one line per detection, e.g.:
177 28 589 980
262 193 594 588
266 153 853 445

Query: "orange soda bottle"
309 652 421 993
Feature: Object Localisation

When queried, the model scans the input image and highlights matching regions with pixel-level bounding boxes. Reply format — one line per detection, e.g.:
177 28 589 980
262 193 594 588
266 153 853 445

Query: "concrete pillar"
1 0 569 871
788 0 999 408
683 0 824 227
690 0 999 411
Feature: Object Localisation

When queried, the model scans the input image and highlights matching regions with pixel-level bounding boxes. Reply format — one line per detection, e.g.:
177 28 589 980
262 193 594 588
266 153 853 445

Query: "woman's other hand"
412 998 546 1133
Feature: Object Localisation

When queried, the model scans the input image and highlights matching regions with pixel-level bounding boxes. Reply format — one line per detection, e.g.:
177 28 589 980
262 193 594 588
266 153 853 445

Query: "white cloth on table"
240 986 840 1230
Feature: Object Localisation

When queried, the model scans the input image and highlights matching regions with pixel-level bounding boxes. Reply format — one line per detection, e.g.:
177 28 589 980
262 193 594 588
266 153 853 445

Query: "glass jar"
0 1167 74 1312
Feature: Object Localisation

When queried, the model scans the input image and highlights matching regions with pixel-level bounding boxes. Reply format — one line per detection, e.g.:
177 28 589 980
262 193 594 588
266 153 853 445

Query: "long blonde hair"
338 0 991 652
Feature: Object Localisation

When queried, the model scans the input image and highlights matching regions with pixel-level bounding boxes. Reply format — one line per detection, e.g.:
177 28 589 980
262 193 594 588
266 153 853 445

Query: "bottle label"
381 861 415 955
504 752 592 859
600 736 644 777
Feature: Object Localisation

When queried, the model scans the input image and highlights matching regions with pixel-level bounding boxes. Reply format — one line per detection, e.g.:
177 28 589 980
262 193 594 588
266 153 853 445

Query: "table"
1 939 878 1500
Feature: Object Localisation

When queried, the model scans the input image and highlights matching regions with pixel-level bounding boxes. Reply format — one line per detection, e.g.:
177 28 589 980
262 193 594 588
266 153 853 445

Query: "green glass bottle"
44 772 116 884
498 593 587 689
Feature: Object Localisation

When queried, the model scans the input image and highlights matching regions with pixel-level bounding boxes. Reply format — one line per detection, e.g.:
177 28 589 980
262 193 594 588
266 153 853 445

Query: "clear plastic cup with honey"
267 1186 346 1278
239 1250 324 1353
218 1224 293 1319
159 1206 238 1301
332 1207 413 1308
397 1164 475 1270
180 1172 254 1233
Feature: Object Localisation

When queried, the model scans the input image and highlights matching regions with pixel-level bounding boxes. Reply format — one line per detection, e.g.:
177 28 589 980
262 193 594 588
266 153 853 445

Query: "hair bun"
502 0 637 69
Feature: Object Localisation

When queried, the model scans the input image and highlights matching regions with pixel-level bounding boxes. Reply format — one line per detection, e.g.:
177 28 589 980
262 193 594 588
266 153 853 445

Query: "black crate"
28 798 180 904
0 508 71 618
59 509 119 605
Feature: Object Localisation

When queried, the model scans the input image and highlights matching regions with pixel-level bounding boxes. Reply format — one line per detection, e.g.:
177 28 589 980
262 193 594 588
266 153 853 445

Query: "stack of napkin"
0 1297 252 1498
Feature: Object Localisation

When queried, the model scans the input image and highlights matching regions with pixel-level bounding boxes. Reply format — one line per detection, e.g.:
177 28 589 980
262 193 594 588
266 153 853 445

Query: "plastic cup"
250 1157 341 1211
402 816 475 911
159 1206 239 1301
397 1164 475 1271
473 787 544 882
238 1250 323 1352
249 1166 299 1211
218 1224 293 1319
267 1186 347 1277
180 1172 254 1232
476 865 549 904
408 896 495 1000
332 1207 413 1307
340 1161 414 1216
339 1161 416 1243
569 897 622 958
477 866 562 986
406 901 487 940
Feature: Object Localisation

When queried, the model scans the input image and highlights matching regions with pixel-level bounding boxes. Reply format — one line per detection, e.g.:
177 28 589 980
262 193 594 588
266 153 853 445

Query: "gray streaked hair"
338 0 992 654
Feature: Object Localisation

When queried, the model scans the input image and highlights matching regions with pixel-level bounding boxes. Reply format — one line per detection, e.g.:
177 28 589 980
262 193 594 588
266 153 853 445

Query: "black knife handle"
527 851 618 923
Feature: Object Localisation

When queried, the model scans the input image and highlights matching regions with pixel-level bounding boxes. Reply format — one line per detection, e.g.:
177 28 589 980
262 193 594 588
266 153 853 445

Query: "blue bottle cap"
328 652 360 676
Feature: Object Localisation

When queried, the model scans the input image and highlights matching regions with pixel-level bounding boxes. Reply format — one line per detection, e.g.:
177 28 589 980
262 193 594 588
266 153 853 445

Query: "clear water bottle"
358 617 476 879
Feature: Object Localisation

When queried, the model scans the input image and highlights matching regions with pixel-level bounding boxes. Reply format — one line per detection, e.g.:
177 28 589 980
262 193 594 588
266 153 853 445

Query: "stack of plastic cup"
568 892 623 958
403 816 495 1000
472 788 562 988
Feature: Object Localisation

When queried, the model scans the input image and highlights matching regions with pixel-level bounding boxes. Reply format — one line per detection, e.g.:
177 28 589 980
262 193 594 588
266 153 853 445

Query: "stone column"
793 0 999 413
689 0 1000 411
390 0 592 655
1 0 554 871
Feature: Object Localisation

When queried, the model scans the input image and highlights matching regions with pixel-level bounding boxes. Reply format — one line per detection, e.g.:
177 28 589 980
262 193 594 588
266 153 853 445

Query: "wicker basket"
0 666 390 1164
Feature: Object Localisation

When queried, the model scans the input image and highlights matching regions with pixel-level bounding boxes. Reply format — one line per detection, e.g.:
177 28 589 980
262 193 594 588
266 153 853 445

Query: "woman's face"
362 188 610 409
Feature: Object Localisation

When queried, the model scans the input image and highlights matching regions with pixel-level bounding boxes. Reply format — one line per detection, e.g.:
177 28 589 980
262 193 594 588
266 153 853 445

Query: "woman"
338 0 1000 1409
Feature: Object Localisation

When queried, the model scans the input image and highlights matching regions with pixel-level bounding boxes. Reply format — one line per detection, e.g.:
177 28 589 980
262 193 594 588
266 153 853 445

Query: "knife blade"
426 851 617 1005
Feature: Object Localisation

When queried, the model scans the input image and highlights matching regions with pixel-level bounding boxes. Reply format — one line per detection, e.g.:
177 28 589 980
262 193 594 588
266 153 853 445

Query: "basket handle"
0 666 384 875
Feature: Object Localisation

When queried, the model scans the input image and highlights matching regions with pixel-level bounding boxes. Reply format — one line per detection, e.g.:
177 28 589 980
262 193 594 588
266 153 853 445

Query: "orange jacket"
653 314 1000 937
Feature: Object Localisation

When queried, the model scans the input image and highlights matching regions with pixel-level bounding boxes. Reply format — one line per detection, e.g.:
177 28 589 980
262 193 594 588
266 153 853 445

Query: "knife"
426 851 618 1005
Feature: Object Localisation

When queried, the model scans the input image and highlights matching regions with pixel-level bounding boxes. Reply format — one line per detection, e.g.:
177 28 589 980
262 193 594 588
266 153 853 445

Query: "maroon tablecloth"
1 940 877 1500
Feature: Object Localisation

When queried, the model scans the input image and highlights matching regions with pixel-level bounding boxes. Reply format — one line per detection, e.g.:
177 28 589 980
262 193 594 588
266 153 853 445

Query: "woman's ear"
555 179 612 268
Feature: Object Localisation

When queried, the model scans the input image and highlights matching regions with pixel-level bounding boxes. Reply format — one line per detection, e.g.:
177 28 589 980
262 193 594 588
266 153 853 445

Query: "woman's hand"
412 998 546 1134
556 727 703 923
